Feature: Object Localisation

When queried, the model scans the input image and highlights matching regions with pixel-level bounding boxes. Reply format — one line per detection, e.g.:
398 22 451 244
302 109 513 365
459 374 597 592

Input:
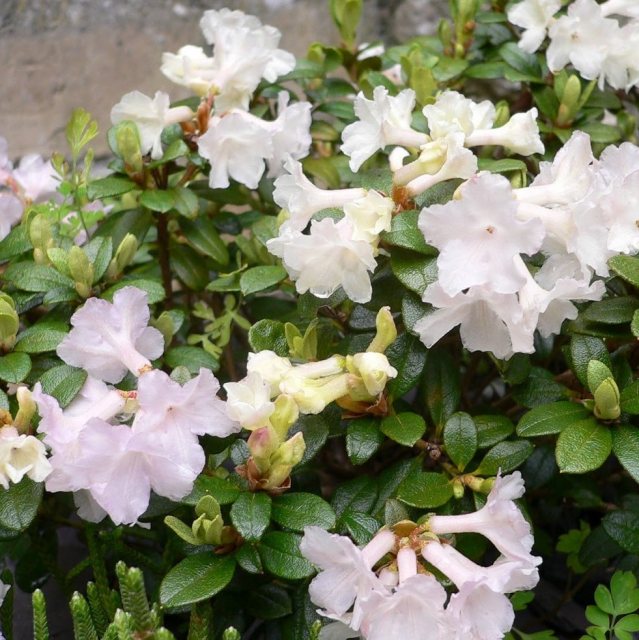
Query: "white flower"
419 173 545 296
273 157 366 232
343 191 394 245
358 574 449 640
465 108 544 156
601 0 639 18
0 137 12 184
415 284 528 359
422 91 496 139
349 353 398 396
422 541 540 594
301 527 395 626
515 131 595 206
279 371 351 414
429 472 536 561
0 193 23 241
134 368 240 438
110 91 193 160
247 350 293 396
547 0 620 82
507 0 561 53
198 112 273 189
401 134 478 197
604 172 639 254
11 154 58 202
263 93 312 178
267 218 377 304
445 583 515 640
56 287 165 383
161 45 216 96
341 87 428 172
224 372 275 430
198 9 296 112
0 425 51 489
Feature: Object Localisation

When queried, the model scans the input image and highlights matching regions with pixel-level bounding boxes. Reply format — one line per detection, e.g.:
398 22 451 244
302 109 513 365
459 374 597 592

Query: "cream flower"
246 350 293 396
224 372 275 430
343 191 394 245
422 91 496 139
0 425 51 489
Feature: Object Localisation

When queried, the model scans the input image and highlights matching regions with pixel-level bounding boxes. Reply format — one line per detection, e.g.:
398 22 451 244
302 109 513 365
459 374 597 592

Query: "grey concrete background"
0 0 446 159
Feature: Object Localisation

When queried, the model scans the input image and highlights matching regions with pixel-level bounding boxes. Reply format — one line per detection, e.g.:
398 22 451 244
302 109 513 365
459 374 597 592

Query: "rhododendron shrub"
1 1 639 639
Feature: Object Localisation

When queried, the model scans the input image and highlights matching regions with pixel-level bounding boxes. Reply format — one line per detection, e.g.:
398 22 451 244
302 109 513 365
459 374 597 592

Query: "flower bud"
0 294 19 351
367 306 398 353
13 387 36 433
29 215 53 266
114 121 144 177
192 495 223 545
223 629 241 640
348 352 398 397
68 246 94 298
247 426 280 474
270 394 299 441
556 75 581 127
107 233 139 280
594 378 621 421
266 432 306 489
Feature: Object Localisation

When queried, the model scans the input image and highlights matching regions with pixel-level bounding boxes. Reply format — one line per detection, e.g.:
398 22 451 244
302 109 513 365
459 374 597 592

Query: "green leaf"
386 333 428 397
15 322 68 354
0 226 32 262
380 211 434 255
620 381 639 414
443 412 477 471
583 297 639 325
4 263 74 293
475 440 534 475
165 346 219 374
390 249 437 296
39 365 87 407
84 236 113 283
240 266 287 296
474 415 514 448
171 244 209 291
230 493 272 542
397 471 453 508
182 475 241 507
259 532 314 580
477 158 527 174
180 218 229 265
171 186 199 219
248 319 288 357
603 511 639 555
585 605 609 628
140 190 175 213
0 353 31 384
0 478 43 533
87 176 137 200
103 279 165 304
556 419 612 474
569 335 611 387
499 42 542 80
609 255 639 287
346 418 384 465
245 583 292 620
234 544 263 574
271 493 336 532
516 401 590 437
616 614 639 632
424 347 460 427
613 425 639 484
159 554 236 608
579 123 620 144
163 516 200 546
342 512 380 545
610 571 639 614
380 412 425 447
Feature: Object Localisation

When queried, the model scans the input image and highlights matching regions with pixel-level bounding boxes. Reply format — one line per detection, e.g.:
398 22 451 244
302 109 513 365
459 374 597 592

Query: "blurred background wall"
0 0 446 158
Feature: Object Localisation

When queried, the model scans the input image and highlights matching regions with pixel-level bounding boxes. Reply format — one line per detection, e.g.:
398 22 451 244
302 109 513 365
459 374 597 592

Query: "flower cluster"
301 472 541 640
417 130 639 358
266 89 542 304
111 9 311 187
0 137 58 240
508 0 639 90
32 287 239 525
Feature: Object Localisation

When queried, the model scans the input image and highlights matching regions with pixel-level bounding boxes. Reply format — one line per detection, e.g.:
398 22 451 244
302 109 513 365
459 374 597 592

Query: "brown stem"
156 213 173 306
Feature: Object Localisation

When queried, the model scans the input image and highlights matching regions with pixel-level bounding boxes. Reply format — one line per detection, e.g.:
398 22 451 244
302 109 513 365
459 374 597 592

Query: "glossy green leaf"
380 412 425 447
271 493 336 532
230 492 272 542
475 440 534 475
443 412 477 471
397 471 453 508
0 478 43 533
240 266 287 296
180 217 229 265
0 352 31 384
346 418 384 465
259 532 314 580
517 401 590 437
556 419 612 474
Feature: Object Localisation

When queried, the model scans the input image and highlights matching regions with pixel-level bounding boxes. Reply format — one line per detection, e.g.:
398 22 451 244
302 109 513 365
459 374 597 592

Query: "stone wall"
0 0 446 158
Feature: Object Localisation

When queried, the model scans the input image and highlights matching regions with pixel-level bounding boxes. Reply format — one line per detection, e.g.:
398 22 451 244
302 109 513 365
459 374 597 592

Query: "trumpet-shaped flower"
358 574 449 640
111 91 193 160
161 45 216 96
274 157 367 232
422 91 496 139
507 0 561 53
464 109 544 156
342 87 429 172
349 353 398 397
419 173 545 296
267 218 377 303
301 527 395 625
343 191 394 245
0 426 51 490
415 284 527 359
198 112 273 189
56 287 165 383
134 368 239 438
429 472 535 561
224 372 275 430
247 350 293 396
